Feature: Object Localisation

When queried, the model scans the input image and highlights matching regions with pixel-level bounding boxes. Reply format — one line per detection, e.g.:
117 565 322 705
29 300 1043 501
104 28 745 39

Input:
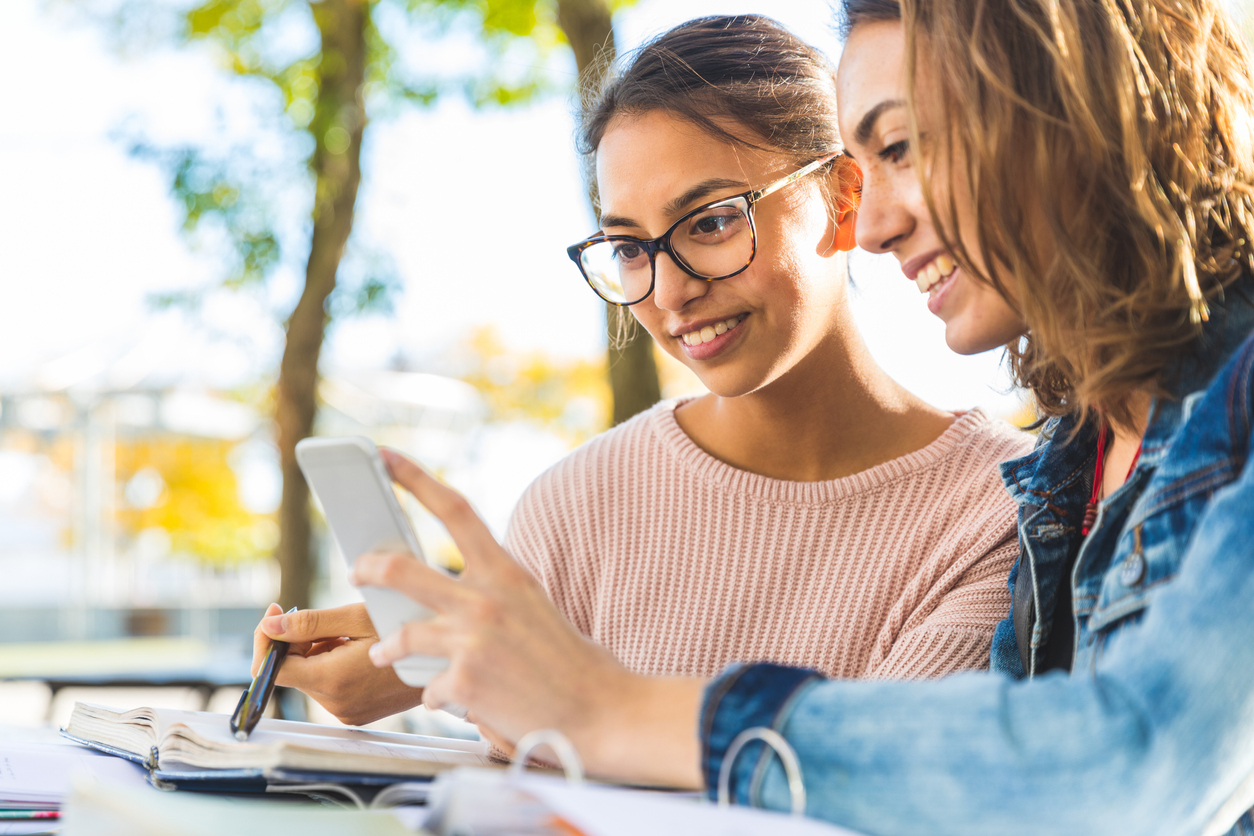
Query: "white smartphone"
295 436 448 687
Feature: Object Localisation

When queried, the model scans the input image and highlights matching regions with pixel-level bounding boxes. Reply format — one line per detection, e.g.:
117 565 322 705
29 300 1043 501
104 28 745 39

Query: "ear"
831 155 861 253
832 207 858 252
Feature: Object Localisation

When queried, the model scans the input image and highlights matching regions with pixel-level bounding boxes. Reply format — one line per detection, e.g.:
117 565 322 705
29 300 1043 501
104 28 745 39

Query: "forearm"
577 673 707 789
704 471 1254 835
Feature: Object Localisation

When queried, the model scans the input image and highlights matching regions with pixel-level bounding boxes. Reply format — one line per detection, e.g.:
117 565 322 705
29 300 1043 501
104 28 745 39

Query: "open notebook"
61 702 493 793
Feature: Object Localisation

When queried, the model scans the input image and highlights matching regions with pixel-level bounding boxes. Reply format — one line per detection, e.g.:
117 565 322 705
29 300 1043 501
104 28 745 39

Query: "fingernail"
368 643 384 663
261 615 285 635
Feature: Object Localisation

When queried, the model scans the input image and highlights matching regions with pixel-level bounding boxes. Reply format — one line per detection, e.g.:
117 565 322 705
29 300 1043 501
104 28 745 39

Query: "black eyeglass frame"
566 152 842 307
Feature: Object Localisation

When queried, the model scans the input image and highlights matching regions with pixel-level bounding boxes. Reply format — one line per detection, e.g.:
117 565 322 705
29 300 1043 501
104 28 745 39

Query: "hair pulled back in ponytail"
578 15 851 216
577 15 858 347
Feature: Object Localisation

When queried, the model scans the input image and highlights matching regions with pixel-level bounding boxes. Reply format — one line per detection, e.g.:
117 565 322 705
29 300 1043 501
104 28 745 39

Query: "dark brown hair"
841 0 1254 427
579 14 852 216
578 15 860 346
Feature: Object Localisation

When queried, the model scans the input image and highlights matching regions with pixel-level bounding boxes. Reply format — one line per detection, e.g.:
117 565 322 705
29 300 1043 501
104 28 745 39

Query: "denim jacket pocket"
1086 482 1217 634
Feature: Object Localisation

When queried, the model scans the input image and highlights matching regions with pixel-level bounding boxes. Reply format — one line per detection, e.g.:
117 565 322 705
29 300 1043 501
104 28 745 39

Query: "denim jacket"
700 285 1254 836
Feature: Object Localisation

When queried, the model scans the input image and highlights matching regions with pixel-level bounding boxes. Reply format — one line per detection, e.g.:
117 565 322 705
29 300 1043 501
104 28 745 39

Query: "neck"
674 324 954 482
1100 392 1153 497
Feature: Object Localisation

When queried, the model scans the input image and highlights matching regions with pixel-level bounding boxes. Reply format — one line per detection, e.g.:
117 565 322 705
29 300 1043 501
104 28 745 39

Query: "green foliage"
126 140 286 294
110 0 635 305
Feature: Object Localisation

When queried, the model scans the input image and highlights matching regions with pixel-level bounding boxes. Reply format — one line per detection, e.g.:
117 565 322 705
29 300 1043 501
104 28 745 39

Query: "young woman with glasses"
347 0 1254 831
251 15 1031 725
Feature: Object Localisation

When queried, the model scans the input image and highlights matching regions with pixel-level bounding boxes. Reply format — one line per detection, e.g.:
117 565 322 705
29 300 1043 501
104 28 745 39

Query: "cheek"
625 301 675 352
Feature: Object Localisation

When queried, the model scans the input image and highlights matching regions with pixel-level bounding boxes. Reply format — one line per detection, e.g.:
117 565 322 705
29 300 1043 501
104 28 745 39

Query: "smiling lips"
679 315 746 346
915 254 957 294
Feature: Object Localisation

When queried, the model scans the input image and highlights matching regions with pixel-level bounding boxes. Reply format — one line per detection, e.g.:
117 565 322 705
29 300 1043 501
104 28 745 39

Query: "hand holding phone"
295 436 449 687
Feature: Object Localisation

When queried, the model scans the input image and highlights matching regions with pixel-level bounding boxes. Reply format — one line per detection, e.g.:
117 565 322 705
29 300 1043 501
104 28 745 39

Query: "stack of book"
59 702 494 798
0 740 150 835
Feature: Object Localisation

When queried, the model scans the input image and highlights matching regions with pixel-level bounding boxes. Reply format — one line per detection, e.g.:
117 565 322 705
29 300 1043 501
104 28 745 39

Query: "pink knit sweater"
505 401 1034 681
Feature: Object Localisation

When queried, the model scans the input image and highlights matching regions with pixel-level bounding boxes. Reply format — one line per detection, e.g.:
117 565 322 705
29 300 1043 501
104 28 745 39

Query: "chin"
942 322 1017 356
692 369 762 399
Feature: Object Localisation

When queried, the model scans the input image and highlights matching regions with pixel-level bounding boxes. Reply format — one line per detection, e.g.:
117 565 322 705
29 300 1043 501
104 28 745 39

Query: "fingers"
351 550 464 611
379 449 506 573
251 603 283 676
421 669 457 714
368 616 451 667
306 637 350 657
259 603 377 643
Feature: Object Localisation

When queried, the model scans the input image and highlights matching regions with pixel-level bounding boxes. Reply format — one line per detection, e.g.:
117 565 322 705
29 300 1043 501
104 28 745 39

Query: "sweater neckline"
648 398 994 504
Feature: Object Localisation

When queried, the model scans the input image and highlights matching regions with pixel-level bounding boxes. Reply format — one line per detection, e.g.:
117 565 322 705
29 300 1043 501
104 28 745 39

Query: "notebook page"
181 719 491 766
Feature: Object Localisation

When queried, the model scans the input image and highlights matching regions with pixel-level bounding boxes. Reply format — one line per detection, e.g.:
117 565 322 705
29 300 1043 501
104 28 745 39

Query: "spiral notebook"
60 702 493 793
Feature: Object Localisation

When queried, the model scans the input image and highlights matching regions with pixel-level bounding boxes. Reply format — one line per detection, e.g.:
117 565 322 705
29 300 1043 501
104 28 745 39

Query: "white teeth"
680 316 744 347
915 256 957 293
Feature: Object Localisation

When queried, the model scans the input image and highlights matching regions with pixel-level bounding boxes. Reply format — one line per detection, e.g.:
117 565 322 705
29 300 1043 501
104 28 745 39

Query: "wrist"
575 667 706 790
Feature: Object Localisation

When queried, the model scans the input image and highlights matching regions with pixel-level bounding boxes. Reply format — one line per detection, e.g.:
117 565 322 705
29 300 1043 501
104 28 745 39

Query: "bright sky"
0 0 1023 415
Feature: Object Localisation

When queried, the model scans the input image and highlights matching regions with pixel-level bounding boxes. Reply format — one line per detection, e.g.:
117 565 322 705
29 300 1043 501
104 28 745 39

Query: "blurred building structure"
0 340 489 650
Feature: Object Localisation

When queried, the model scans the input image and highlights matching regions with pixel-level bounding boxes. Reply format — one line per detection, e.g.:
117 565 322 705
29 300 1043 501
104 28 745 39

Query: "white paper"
516 775 866 836
0 742 148 808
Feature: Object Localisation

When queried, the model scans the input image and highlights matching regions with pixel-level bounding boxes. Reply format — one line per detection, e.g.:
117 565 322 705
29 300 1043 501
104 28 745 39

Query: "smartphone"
295 436 448 687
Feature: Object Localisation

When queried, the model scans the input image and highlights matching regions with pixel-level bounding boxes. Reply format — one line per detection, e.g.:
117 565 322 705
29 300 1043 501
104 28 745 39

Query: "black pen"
230 605 297 742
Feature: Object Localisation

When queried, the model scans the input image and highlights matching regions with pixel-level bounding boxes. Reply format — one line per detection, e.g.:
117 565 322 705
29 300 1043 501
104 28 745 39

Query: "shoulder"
945 409 1037 465
904 410 1029 558
911 409 1035 504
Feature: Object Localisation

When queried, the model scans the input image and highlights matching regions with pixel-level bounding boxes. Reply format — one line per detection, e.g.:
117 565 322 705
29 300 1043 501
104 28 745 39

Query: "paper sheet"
0 743 148 808
516 775 866 836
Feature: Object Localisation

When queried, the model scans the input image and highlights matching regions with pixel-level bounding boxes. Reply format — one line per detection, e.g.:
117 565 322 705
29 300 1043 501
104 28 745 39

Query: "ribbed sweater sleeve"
504 401 1034 681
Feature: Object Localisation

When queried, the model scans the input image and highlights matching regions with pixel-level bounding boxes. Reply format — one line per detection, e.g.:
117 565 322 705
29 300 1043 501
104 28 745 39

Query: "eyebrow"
853 98 906 148
599 177 749 231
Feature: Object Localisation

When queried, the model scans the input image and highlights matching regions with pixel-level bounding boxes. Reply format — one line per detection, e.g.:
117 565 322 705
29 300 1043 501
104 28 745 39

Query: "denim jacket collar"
996 278 1254 676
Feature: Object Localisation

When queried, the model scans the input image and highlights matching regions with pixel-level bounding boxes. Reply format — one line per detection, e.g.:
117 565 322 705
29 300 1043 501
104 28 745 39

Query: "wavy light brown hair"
842 0 1254 426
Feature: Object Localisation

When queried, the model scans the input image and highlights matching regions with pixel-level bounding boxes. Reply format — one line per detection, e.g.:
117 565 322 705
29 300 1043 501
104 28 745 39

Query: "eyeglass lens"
580 199 754 305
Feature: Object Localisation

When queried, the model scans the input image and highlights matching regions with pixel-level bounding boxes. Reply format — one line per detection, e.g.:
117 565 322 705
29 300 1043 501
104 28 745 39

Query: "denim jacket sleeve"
701 401 1254 835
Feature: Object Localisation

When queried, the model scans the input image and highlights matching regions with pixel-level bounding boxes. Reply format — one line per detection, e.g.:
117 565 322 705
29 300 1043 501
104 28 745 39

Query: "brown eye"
612 242 647 264
878 140 909 164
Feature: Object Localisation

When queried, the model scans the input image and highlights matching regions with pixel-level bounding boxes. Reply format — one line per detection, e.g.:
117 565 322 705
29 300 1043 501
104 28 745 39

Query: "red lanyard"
1081 425 1144 536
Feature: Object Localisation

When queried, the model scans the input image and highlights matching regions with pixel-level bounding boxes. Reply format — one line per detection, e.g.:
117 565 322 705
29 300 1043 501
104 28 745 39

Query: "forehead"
835 21 908 148
594 111 773 222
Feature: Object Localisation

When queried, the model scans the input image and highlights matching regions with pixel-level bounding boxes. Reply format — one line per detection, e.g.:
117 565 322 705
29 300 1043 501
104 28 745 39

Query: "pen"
230 605 297 742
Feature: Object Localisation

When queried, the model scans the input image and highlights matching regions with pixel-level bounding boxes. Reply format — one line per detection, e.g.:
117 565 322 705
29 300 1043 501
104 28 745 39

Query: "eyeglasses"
566 152 841 306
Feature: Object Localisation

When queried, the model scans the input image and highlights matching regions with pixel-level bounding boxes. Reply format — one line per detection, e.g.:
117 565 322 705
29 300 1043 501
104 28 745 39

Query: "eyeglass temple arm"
747 152 843 204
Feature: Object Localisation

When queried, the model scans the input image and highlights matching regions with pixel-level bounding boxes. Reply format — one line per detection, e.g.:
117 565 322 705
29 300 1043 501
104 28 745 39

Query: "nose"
650 252 710 311
853 169 915 255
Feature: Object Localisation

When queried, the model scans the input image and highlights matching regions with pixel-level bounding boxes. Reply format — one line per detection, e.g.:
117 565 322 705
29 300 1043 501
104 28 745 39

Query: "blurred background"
0 0 1054 733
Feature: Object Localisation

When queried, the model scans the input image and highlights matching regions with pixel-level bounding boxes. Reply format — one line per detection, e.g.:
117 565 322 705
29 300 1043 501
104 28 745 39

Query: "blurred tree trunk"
274 0 369 610
555 0 662 426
